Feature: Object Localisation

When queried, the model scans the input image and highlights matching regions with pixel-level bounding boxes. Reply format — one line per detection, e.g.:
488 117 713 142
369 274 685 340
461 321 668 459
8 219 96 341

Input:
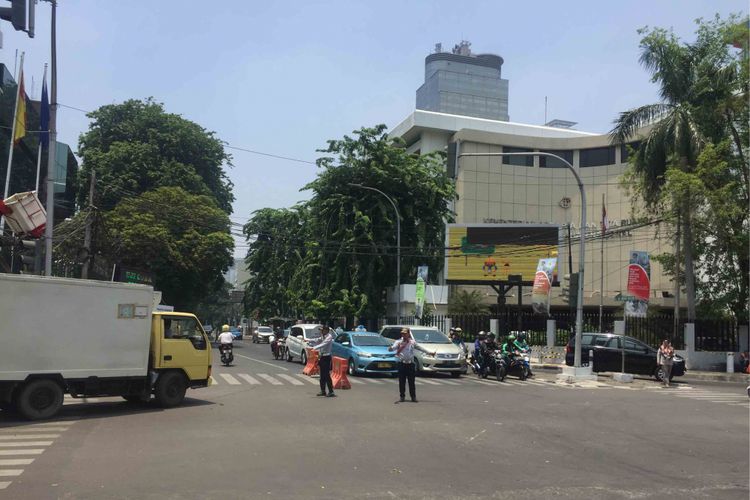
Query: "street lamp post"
458 152 587 369
348 184 401 320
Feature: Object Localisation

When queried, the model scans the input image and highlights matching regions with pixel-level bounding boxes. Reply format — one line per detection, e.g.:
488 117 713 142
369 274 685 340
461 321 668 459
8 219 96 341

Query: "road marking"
0 449 44 456
257 374 283 386
464 378 496 386
0 435 60 440
347 378 365 384
63 397 100 404
419 379 442 385
728 403 750 407
23 421 78 427
234 353 289 371
209 376 218 385
0 470 23 477
0 481 11 489
294 375 319 385
5 427 69 433
0 442 53 447
277 374 304 386
0 459 34 466
219 374 241 385
237 374 261 385
675 394 747 400
362 378 383 384
439 379 460 385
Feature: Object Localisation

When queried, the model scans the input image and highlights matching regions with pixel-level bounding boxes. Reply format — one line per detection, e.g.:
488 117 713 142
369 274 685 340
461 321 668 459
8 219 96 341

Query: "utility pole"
81 170 95 279
43 0 57 277
599 193 605 333
673 213 681 340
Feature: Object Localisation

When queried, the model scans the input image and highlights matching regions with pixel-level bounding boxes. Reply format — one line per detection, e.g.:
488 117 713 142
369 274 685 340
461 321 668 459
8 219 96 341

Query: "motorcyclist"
479 333 499 376
501 334 518 366
471 331 486 374
450 327 466 353
218 324 234 357
515 332 533 377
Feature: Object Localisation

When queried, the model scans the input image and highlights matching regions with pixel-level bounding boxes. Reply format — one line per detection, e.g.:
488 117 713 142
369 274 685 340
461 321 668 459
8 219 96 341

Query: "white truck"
0 273 212 420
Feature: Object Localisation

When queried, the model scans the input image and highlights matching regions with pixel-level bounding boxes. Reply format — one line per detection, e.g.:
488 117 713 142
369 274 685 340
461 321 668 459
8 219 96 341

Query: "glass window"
352 335 391 347
409 329 451 344
502 147 533 167
539 150 574 168
579 147 616 167
335 334 349 345
580 334 595 347
382 328 401 340
606 337 622 349
291 327 303 338
163 317 206 350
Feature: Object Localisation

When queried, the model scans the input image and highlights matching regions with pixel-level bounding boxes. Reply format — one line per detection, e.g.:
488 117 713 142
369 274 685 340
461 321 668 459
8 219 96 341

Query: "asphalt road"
1 339 748 499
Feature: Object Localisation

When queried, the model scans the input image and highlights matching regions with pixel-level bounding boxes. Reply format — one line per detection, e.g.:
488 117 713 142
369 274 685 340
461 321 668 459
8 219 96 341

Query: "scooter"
220 343 234 366
506 350 530 380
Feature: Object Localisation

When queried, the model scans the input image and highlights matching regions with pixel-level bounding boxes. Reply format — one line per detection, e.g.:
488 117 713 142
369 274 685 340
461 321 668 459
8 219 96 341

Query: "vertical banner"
531 258 557 314
625 251 650 318
414 276 426 319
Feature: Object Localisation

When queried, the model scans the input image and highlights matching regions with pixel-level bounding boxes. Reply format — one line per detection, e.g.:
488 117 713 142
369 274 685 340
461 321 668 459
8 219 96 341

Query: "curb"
530 363 750 383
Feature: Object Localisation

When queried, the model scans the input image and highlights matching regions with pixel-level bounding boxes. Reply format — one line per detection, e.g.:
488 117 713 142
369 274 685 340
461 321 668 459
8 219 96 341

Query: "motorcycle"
506 350 530 380
220 343 234 366
477 349 500 379
271 335 287 360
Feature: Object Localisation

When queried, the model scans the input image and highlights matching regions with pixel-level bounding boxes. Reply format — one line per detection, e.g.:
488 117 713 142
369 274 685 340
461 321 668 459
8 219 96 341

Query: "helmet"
488 333 496 339
222 324 230 332
455 327 462 333
507 334 516 341
518 331 527 341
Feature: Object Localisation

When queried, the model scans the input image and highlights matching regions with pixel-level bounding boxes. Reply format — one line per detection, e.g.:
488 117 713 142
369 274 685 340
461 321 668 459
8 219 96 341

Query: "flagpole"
35 64 48 194
599 193 607 333
1 52 24 235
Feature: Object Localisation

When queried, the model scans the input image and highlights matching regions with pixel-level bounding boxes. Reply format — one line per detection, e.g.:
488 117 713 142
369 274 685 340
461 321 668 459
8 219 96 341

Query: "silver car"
380 325 467 378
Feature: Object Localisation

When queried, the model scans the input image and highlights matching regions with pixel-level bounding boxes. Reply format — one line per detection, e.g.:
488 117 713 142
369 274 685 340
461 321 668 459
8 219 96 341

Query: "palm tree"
610 27 718 321
448 289 488 314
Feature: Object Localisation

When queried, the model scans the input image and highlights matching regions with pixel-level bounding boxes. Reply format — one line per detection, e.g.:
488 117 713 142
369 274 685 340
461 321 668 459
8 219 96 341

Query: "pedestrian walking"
388 327 435 403
657 339 674 387
309 325 336 397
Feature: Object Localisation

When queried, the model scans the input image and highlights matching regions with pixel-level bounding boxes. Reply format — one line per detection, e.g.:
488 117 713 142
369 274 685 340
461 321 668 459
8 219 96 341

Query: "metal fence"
378 313 746 352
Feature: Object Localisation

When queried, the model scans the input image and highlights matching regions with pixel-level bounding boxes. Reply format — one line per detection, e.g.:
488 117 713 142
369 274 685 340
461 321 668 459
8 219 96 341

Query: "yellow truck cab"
151 311 212 391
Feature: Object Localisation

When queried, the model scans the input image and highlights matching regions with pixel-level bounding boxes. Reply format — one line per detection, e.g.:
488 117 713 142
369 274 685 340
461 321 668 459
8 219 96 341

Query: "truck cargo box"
0 273 155 381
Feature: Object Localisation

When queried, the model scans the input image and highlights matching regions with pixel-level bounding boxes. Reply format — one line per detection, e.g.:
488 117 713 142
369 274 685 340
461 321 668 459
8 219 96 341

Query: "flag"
39 73 49 148
601 199 609 234
13 70 27 145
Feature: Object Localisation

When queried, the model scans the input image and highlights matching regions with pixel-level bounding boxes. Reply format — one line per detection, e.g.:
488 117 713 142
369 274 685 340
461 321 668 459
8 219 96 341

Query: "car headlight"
422 352 434 359
458 352 465 360
358 352 373 358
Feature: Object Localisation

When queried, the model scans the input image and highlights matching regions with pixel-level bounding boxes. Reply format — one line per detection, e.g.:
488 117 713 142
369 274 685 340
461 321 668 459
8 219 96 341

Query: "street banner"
531 258 557 314
625 251 650 318
417 265 429 282
414 276 426 319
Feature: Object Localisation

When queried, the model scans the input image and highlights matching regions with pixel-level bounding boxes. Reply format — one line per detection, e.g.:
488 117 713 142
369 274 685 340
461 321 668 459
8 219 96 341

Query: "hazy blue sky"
1 1 745 254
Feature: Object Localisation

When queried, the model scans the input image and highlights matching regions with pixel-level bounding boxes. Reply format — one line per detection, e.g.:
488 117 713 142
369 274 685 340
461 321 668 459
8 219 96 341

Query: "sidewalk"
530 362 750 383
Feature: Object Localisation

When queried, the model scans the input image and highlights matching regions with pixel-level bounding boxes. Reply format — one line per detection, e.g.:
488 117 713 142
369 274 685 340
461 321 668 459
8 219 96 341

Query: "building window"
579 146 616 167
620 142 641 164
502 147 533 167
539 150 574 168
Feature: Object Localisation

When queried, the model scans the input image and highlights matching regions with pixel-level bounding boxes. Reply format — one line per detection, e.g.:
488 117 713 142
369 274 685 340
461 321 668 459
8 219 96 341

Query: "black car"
565 333 685 381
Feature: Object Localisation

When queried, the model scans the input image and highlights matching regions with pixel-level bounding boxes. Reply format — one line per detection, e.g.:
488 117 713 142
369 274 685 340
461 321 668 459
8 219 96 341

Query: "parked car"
565 333 686 381
285 324 323 364
380 325 467 377
230 327 243 341
332 331 399 376
253 326 274 344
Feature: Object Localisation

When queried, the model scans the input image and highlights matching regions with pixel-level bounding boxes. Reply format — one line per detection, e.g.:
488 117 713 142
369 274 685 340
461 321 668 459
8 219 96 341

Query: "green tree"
610 14 749 320
77 98 234 212
102 187 233 310
448 289 488 314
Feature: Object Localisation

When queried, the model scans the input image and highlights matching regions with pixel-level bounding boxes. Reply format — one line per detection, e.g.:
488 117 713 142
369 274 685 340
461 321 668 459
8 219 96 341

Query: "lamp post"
348 183 401 320
458 152 587 369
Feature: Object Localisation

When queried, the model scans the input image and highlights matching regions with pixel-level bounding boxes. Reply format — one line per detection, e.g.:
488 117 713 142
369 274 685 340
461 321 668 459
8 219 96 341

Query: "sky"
0 0 745 256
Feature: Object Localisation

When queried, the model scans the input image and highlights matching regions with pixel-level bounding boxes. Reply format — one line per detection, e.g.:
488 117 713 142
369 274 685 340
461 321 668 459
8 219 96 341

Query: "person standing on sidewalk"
388 328 435 403
658 339 674 387
309 325 336 397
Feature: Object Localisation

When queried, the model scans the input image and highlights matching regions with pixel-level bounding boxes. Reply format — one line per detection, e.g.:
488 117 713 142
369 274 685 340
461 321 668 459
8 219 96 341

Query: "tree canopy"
77 98 234 213
243 125 457 323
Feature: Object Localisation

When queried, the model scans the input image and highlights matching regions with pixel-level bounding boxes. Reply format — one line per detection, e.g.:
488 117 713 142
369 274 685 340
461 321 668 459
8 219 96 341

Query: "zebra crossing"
0 420 76 491
663 386 750 409
207 371 588 390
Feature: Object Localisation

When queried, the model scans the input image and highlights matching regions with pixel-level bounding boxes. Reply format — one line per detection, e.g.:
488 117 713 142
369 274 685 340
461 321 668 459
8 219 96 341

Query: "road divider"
302 348 319 376
331 357 352 390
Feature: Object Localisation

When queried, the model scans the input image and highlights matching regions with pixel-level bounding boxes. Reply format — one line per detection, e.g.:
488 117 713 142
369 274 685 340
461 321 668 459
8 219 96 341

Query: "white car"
285 324 323 364
253 326 274 344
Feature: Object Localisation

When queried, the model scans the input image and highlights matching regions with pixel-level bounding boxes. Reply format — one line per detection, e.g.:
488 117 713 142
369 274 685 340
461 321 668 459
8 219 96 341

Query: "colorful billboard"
531 258 558 314
625 251 650 318
445 224 559 284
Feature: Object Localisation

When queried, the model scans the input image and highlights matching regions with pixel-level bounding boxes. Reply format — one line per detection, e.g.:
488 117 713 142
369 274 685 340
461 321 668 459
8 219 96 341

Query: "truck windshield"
163 317 206 350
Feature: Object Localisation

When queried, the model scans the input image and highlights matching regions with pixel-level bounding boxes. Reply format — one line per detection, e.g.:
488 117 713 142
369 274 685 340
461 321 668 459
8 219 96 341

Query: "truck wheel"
16 379 64 420
154 372 187 408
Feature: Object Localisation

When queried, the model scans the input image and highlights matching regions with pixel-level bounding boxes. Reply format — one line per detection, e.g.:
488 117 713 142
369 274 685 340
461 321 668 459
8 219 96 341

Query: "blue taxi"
332 331 399 376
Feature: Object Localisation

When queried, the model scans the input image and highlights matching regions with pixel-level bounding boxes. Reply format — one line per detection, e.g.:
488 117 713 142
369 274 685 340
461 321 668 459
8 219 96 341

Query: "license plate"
376 362 391 368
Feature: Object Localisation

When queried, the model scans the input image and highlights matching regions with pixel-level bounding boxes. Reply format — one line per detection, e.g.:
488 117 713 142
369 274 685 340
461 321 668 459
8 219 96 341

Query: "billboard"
625 251 650 318
445 224 560 284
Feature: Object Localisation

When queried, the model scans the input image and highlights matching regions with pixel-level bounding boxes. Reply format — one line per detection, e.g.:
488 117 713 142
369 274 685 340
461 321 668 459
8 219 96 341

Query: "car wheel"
16 379 64 420
154 371 187 408
301 350 307 366
348 358 356 376
286 350 294 362
451 372 461 378
655 366 666 382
